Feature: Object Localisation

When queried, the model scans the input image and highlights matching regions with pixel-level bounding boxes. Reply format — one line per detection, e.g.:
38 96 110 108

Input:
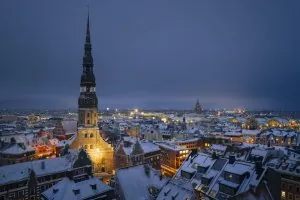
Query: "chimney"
255 161 263 177
41 161 45 170
90 184 97 190
190 149 197 158
66 170 73 180
73 189 80 195
229 155 235 164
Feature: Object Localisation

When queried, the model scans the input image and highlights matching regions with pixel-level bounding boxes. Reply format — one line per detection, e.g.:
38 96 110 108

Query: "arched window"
90 133 94 138
84 145 88 149
84 133 88 138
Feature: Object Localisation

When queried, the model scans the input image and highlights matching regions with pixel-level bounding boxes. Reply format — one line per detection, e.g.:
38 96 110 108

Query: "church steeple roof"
194 98 202 114
78 11 98 109
80 10 95 88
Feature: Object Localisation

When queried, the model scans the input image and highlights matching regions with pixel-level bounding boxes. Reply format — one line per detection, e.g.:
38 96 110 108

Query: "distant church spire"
194 98 202 114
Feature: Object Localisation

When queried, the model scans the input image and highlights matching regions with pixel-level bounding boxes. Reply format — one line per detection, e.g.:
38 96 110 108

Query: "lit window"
84 145 88 149
282 191 286 199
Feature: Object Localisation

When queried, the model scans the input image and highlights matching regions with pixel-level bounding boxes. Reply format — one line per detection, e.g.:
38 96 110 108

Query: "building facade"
155 142 189 177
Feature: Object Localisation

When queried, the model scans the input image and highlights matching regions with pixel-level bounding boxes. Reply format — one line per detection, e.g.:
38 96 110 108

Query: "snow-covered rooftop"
41 177 113 200
116 165 167 200
0 152 79 185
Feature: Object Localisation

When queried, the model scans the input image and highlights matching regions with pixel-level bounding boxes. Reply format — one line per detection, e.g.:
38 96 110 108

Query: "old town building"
0 138 35 166
155 141 189 177
0 149 93 200
114 137 161 170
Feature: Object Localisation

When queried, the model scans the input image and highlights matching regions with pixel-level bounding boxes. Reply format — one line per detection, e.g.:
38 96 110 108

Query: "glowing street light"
134 109 138 113
106 107 110 111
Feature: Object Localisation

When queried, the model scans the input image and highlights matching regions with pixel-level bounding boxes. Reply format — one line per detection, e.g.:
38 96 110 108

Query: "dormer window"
73 189 80 195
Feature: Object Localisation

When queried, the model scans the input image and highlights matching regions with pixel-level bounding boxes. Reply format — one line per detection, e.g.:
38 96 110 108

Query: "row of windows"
84 133 94 138
81 113 97 117
281 191 300 200
281 183 300 192
84 144 94 150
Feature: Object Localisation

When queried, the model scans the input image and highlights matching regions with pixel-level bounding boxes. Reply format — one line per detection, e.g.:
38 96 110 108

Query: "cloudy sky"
0 0 299 110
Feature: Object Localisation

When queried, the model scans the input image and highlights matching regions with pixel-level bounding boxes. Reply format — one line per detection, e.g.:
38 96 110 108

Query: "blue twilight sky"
0 0 299 110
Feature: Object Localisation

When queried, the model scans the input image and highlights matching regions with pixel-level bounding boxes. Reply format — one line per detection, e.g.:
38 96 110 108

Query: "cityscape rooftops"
0 150 81 185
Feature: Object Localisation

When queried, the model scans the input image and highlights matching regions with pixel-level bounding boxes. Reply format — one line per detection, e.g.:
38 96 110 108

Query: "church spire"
85 9 90 44
194 98 202 114
80 9 95 88
78 10 98 110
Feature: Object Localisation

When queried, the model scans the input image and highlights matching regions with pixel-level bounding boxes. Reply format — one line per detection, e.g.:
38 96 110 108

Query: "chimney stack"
41 161 45 170
229 155 236 164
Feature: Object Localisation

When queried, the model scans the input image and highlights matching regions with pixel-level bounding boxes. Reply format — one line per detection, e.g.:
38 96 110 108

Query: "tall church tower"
71 12 114 178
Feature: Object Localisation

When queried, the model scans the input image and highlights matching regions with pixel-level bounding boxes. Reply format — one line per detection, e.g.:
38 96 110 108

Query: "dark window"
87 120 90 124
18 190 24 197
87 113 90 117
84 133 88 138
30 188 35 195
90 133 94 138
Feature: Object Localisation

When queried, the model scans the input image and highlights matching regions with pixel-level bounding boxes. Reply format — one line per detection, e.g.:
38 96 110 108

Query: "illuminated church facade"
70 13 114 177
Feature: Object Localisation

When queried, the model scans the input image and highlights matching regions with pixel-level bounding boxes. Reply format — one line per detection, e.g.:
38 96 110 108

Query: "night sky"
0 1 299 110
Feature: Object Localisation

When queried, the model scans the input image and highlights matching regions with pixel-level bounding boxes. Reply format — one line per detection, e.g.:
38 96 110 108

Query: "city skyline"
0 0 300 110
